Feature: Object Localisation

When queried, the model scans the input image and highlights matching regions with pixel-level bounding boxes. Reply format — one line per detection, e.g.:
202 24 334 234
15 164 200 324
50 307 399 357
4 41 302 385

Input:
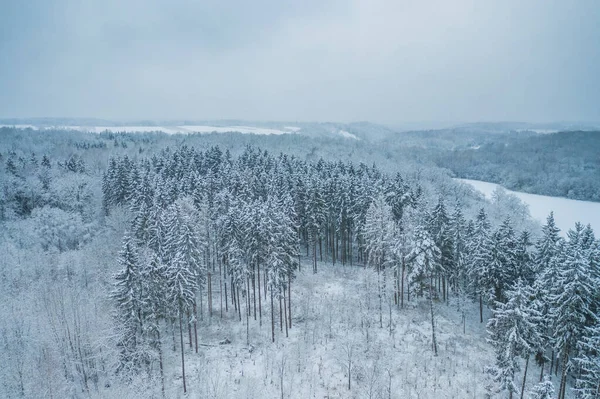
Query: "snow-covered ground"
124 261 504 399
337 130 360 140
457 178 600 235
0 124 297 135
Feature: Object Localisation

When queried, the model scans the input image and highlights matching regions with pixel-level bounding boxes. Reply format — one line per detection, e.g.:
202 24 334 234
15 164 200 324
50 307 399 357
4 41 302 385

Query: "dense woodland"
430 131 600 202
1 127 599 398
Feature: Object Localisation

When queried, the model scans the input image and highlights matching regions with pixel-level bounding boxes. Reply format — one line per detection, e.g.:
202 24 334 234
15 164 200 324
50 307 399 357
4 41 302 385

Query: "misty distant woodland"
0 124 599 399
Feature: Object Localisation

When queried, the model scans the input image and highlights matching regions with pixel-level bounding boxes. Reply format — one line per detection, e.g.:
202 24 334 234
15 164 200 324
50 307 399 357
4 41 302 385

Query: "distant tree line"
435 131 600 202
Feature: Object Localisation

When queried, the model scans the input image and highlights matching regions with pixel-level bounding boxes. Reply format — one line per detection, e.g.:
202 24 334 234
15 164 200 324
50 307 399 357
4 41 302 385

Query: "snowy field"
0 124 299 135
457 178 600 236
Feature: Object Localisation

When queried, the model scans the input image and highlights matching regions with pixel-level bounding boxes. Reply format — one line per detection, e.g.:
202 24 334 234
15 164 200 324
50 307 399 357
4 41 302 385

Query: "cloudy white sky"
1 0 599 124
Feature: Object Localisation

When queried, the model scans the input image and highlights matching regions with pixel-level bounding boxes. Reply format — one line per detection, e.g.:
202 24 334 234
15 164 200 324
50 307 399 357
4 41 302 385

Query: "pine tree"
408 226 441 355
428 197 453 302
486 279 542 399
551 224 598 399
467 208 493 322
574 323 600 399
111 236 144 376
528 377 555 399
533 213 561 275
364 194 395 328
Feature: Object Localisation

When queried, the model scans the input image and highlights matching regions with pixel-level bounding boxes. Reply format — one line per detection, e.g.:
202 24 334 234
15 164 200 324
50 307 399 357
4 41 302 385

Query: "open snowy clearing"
108 260 561 399
0 125 298 135
457 178 600 236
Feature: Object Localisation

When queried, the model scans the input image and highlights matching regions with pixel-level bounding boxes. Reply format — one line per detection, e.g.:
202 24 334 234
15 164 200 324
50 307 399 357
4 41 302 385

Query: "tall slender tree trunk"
258 262 262 326
401 258 405 308
319 237 322 261
224 262 228 313
193 302 198 354
219 258 223 318
284 286 289 338
429 280 438 356
246 278 250 346
378 263 383 328
179 308 187 393
252 266 257 320
288 273 292 329
187 311 192 348
479 293 483 323
313 240 317 274
208 271 212 318
279 295 283 332
237 285 242 322
442 277 446 303
271 291 275 343
520 354 529 399
157 329 165 398
558 349 569 399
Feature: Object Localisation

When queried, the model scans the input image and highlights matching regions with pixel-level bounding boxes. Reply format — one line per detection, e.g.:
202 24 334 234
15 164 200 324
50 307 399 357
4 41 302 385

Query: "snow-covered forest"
1 127 599 398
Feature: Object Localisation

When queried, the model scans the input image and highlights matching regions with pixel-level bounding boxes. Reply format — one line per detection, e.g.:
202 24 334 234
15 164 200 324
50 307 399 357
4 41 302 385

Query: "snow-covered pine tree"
163 199 202 393
111 235 144 377
528 377 555 399
364 193 395 328
428 196 453 302
573 321 600 399
486 279 542 399
408 225 441 355
533 212 561 275
551 223 598 399
467 208 493 322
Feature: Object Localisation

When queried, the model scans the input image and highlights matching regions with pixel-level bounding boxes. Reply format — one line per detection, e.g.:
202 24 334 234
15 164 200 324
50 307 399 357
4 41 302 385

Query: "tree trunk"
258 261 262 326
520 354 529 399
429 283 438 356
279 295 283 332
378 263 383 329
237 285 242 322
252 265 257 320
288 273 292 329
219 258 223 318
558 349 569 399
179 309 187 393
271 291 275 343
246 278 250 346
313 240 317 274
187 311 192 349
208 271 212 318
193 301 198 354
284 286 289 338
157 329 165 398
479 293 483 323
401 258 405 308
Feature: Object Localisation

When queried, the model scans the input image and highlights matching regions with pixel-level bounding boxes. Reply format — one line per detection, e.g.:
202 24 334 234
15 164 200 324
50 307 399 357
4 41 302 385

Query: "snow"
283 126 302 132
337 130 360 140
157 260 500 399
457 178 600 236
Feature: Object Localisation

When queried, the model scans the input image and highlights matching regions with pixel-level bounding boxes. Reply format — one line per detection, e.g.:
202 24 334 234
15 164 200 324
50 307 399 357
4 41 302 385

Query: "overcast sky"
1 0 599 124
